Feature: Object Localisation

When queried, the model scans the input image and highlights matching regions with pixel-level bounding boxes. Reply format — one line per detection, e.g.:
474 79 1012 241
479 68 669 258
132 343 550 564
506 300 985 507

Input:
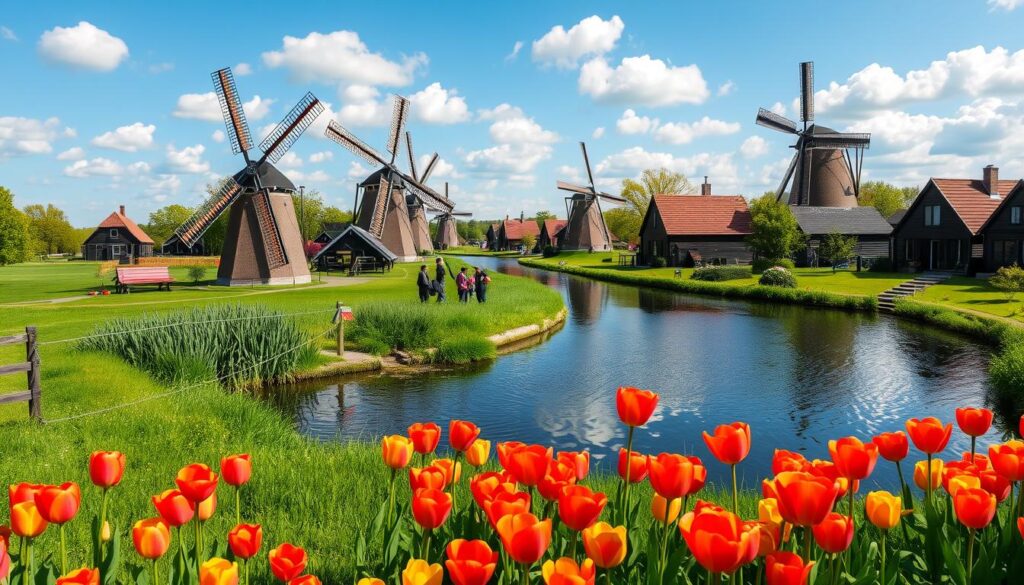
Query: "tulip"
0 526 9 550
505 444 553 487
409 422 442 457
200 558 239 585
198 492 217 522
433 459 463 489
769 471 839 528
382 436 415 470
678 505 757 574
357 579 385 585
483 491 532 529
0 540 8 582
11 500 47 538
772 450 809 475
955 408 993 461
811 512 853 554
1018 517 1024 540
583 522 628 570
412 488 453 531
946 472 982 499
954 487 997 585
907 417 952 505
979 469 1012 503
989 440 1024 482
914 459 943 507
89 451 126 488
9 483 44 508
558 485 608 533
648 453 698 500
703 422 751 513
687 455 709 495
864 491 901 530
617 448 648 483
542 557 596 585
469 471 517 511
402 558 443 585
55 568 99 585
466 439 491 468
449 420 481 452
652 494 682 525
268 543 307 583
410 466 449 492
616 386 659 427
36 482 81 574
445 539 498 585
751 521 781 558
829 437 878 481
288 577 320 585
538 460 577 501
133 518 171 559
873 432 909 462
497 441 527 471
496 512 552 566
221 454 251 525
766 551 814 585
152 489 195 527
229 524 262 559
176 463 219 502
557 451 591 481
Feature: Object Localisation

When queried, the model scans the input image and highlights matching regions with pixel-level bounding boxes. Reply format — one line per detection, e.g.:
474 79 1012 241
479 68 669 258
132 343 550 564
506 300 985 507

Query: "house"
485 223 499 250
538 219 567 250
638 182 753 266
978 179 1024 272
892 165 1018 273
496 216 541 251
790 206 892 266
312 222 348 245
311 224 397 272
82 205 154 261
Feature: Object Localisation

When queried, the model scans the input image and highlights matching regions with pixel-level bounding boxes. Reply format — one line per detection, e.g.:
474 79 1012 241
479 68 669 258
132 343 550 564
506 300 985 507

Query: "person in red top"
456 266 470 303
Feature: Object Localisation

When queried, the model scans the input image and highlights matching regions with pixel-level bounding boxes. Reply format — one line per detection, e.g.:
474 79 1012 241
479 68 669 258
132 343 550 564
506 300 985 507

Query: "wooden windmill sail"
404 131 441 254
756 61 871 208
169 67 323 285
432 183 470 249
556 142 627 251
324 96 453 261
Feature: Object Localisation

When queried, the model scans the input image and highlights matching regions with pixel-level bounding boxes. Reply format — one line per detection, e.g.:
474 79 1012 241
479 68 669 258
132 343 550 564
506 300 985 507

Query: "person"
434 257 449 303
475 267 489 303
456 266 470 303
416 264 431 302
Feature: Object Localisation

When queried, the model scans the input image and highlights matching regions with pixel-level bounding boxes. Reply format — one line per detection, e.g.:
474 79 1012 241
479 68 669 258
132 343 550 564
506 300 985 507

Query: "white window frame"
110 228 119 238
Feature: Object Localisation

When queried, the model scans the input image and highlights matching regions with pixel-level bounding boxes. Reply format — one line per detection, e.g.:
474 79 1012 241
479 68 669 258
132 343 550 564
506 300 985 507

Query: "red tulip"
979 470 1012 503
35 483 81 524
89 451 126 488
8 483 44 507
906 418 952 455
445 539 498 585
409 466 448 492
288 577 320 585
56 568 99 585
872 432 909 462
557 485 607 532
941 460 980 495
432 458 462 488
221 454 252 487
648 453 698 499
497 441 526 471
1018 517 1024 540
0 539 8 581
268 543 307 582
228 524 262 559
176 464 219 502
617 449 648 483
537 460 577 501
989 440 1024 482
152 489 195 527
766 552 814 585
408 422 442 455
811 512 854 554
772 450 809 474
496 512 551 565
616 386 659 427
449 420 481 452
483 491 532 529
828 437 878 480
953 487 997 530
556 451 590 482
469 471 517 511
542 557 596 585
687 455 709 495
955 407 993 437
768 472 839 527
703 422 751 465
505 445 553 487
678 502 758 574
965 452 991 471
412 488 453 531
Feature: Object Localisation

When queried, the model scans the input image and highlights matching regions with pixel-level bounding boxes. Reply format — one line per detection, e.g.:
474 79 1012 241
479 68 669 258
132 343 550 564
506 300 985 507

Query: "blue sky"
3 0 1024 226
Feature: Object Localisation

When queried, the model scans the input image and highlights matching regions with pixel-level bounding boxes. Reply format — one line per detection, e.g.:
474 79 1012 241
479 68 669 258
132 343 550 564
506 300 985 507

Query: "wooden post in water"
336 301 344 358
26 326 41 421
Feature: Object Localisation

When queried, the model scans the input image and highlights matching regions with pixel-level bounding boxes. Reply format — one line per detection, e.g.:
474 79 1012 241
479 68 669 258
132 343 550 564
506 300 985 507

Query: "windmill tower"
324 96 453 261
756 61 871 207
557 142 627 251
433 183 471 249
404 131 441 254
169 67 323 286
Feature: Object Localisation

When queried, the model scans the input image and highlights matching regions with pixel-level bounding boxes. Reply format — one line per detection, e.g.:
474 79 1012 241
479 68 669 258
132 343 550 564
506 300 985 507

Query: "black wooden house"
82 205 154 261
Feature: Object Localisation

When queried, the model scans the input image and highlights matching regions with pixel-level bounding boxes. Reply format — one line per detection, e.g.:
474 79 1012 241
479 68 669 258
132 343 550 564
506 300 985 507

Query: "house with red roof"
979 179 1024 272
82 205 154 261
892 165 1019 273
496 216 541 251
638 181 753 266
538 219 568 250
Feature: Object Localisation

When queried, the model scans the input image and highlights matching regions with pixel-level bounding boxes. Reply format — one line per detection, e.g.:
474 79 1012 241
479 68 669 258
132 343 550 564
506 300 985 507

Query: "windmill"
404 131 441 254
432 183 471 249
324 96 453 261
169 67 323 285
756 61 871 208
556 142 627 251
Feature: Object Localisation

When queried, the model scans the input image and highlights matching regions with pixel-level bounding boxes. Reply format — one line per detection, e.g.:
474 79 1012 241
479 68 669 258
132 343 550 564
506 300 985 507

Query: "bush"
991 343 1024 403
759 266 797 288
691 266 751 282
990 264 1024 301
752 258 794 274
187 265 207 284
650 257 667 268
542 245 559 258
868 257 893 272
601 257 612 263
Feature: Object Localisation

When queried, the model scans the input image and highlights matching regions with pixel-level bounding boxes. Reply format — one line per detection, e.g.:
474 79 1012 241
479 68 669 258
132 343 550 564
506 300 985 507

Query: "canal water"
270 257 1001 490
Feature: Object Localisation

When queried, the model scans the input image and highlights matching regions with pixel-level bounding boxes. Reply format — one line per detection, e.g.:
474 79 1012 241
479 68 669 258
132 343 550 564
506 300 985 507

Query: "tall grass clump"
78 304 319 389
347 301 498 363
432 337 497 364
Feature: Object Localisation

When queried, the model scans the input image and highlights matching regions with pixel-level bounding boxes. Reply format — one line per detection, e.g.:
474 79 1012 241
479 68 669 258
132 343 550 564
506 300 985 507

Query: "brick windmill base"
217 191 311 286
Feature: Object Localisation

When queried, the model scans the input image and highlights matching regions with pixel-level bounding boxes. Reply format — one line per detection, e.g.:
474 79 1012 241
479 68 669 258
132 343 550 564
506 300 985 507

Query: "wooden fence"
98 256 220 274
0 327 41 420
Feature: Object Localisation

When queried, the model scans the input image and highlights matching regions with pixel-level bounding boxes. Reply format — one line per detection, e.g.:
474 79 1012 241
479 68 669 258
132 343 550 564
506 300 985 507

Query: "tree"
818 231 857 272
23 203 77 255
604 208 642 244
521 233 537 252
533 210 556 227
859 181 919 218
146 204 194 248
990 265 1024 302
746 194 802 260
620 168 695 219
0 186 29 265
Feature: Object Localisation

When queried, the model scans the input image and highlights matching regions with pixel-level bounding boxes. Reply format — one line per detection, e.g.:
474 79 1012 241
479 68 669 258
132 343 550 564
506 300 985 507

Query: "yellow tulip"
466 439 491 468
864 491 901 530
914 459 943 491
582 522 628 569
758 498 782 527
402 558 443 585
382 435 414 470
199 558 238 585
651 494 681 525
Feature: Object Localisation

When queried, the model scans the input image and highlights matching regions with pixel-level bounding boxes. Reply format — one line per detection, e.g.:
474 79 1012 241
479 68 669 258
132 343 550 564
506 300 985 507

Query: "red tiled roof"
932 178 1019 234
97 210 154 244
542 219 567 237
650 194 752 236
503 219 541 240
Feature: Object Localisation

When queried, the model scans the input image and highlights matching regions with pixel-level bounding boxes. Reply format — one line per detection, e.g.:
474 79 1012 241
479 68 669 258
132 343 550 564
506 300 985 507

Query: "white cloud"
592 127 605 139
37 22 128 72
477 103 524 121
594 147 741 192
718 80 736 96
211 130 225 143
1 26 17 41
347 161 371 180
410 83 470 124
464 107 557 175
417 155 461 181
148 62 173 74
262 30 427 86
579 55 709 106
337 85 390 126
234 62 252 76
489 116 559 144
56 146 85 160
532 15 624 69
276 151 303 169
0 116 71 157
91 122 156 152
309 151 333 163
771 102 787 116
989 0 1023 10
289 169 330 183
653 116 740 144
165 144 209 174
173 93 275 122
616 109 658 135
63 157 123 177
740 136 769 159
506 41 523 62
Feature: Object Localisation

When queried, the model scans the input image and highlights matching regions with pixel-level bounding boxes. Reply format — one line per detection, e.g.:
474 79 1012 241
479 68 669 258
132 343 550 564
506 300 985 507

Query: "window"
1012 206 1022 225
110 244 123 256
924 205 941 226
109 228 119 238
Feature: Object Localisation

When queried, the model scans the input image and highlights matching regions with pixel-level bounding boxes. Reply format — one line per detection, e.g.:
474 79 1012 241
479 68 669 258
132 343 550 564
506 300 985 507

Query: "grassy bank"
437 246 526 258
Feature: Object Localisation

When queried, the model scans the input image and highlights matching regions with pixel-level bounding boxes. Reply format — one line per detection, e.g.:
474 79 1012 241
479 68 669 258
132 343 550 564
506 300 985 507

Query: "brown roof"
932 178 1019 234
502 219 541 240
650 194 752 236
542 219 567 237
97 210 154 244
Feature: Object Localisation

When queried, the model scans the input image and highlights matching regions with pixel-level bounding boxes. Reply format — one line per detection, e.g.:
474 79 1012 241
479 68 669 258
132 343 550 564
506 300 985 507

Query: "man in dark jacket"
434 257 449 302
474 267 489 303
416 264 431 302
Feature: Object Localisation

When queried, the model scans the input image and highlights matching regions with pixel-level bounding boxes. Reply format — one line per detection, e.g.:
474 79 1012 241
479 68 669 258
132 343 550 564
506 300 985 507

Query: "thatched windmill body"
756 61 871 207
432 183 471 249
557 142 627 251
169 67 323 285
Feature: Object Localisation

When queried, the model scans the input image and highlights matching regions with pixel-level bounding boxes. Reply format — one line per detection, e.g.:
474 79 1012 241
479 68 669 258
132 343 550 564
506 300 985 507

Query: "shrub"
542 245 559 258
991 343 1024 403
187 265 207 284
759 266 797 288
601 257 612 263
752 258 794 274
868 257 893 272
691 266 751 282
990 264 1024 301
650 257 667 268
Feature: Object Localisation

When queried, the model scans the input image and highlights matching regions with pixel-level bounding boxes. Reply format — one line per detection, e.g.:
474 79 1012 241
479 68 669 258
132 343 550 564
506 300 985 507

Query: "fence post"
336 301 344 358
26 326 40 421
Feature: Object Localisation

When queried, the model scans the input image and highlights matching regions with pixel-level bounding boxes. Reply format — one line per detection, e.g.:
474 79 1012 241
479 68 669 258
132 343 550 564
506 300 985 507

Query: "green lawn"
919 277 1024 323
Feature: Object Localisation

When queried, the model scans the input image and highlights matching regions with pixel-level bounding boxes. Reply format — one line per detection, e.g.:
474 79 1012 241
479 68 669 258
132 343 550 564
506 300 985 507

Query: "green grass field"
921 276 1024 323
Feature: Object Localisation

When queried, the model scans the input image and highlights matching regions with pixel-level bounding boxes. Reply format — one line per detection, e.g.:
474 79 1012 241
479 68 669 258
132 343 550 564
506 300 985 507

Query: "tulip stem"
925 454 933 507
194 515 203 571
803 526 812 564
386 468 397 528
660 508 673 581
966 528 975 585
606 568 613 585
450 451 462 513
234 486 242 526
59 523 67 576
970 437 976 463
152 558 159 585
623 425 635 528
731 464 739 515
99 487 110 556
571 530 578 560
26 538 34 582
880 529 887 584
421 528 432 562
1016 481 1024 518
243 558 250 585
523 563 532 585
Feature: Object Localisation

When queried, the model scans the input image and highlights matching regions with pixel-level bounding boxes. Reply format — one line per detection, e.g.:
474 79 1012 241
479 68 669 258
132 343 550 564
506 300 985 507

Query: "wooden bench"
114 266 174 293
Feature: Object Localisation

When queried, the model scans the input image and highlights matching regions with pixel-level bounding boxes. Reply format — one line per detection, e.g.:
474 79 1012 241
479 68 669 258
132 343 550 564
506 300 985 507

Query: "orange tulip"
811 512 853 554
703 422 751 465
268 543 308 582
36 483 81 524
402 559 443 585
444 539 498 585
953 487 997 530
89 451 126 488
766 552 814 585
617 448 648 483
965 451 991 470
55 568 99 585
449 420 481 452
432 459 462 488
198 492 216 521
906 417 952 455
941 460 979 491
988 440 1024 482
914 459 943 491
466 439 491 468
652 494 682 525
558 485 608 532
1018 517 1024 540
828 437 878 480
678 504 757 574
872 432 909 462
979 469 1012 503
408 422 442 455
772 450 809 474
750 521 780 557
199 558 238 585
412 488 453 531
616 386 659 427
505 444 553 487
410 466 448 492
955 407 993 437
228 523 262 559
497 441 526 471
357 579 385 585
483 491 532 529
864 491 901 530
806 460 853 499
152 489 195 527
496 512 552 565
688 456 709 495
8 483 44 507
768 472 839 527
469 471 517 510
557 451 590 481
11 500 47 538
220 454 252 487
582 522 628 569
132 518 171 559
175 464 219 502
288 577 320 585
648 453 698 499
381 435 414 470
542 557 596 585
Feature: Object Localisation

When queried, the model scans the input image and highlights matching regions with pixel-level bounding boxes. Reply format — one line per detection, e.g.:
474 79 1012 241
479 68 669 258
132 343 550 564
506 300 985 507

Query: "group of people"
417 257 490 303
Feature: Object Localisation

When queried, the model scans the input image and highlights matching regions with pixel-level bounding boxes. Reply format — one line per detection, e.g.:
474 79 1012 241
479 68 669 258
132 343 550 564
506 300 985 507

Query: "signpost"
334 302 354 357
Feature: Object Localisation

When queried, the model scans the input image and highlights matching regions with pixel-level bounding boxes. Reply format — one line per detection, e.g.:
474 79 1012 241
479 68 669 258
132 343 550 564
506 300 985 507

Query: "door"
929 240 940 270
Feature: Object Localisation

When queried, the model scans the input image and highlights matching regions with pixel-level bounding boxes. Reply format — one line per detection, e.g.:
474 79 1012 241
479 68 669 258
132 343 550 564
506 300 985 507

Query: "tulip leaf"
98 526 122 585
938 530 966 585
32 562 56 585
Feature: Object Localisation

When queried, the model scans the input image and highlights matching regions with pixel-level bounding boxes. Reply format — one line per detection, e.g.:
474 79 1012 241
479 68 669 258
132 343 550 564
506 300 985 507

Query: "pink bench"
115 267 174 293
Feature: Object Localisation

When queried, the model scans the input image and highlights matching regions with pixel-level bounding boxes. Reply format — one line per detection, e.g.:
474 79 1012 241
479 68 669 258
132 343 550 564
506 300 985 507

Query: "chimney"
701 176 711 196
984 165 1000 199
520 211 524 222
119 205 125 216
